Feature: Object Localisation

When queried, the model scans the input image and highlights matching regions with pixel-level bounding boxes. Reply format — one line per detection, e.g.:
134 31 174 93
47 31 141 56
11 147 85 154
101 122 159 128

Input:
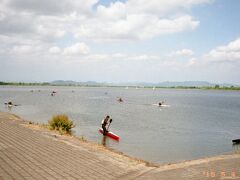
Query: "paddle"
107 119 112 131
4 103 20 106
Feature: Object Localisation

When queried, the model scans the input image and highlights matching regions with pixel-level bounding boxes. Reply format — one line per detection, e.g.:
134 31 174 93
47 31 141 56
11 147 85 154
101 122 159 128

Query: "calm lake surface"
0 86 240 164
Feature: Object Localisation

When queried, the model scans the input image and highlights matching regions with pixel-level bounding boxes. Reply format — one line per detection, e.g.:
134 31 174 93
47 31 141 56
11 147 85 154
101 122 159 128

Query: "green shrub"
48 114 74 133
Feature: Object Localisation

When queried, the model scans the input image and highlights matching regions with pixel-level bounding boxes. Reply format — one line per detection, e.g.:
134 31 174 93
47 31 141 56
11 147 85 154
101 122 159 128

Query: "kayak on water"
99 128 120 141
4 102 20 107
6 104 13 108
152 103 170 107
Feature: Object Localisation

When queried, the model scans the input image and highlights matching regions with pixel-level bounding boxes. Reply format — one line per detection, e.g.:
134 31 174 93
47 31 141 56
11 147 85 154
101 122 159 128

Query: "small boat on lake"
99 128 120 141
4 101 20 107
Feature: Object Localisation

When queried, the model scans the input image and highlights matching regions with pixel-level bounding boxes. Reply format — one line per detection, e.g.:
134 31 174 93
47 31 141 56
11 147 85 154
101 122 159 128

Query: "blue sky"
0 0 240 84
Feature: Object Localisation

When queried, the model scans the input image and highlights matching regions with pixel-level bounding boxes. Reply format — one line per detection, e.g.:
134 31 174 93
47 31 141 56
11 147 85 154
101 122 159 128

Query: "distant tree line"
165 85 240 90
0 81 239 90
152 85 240 90
0 81 50 86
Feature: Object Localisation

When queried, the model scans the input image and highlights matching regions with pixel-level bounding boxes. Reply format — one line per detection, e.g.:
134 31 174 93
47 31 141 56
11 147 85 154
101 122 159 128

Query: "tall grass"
48 114 74 134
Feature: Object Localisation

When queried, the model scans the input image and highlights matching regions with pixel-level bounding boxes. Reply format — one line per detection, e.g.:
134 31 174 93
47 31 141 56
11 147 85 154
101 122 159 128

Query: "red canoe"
99 128 120 141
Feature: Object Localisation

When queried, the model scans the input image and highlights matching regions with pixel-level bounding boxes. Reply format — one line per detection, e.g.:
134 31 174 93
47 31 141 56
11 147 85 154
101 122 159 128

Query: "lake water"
0 86 240 164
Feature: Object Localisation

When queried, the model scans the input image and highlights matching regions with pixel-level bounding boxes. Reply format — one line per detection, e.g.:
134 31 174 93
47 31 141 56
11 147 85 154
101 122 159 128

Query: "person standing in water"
101 115 110 135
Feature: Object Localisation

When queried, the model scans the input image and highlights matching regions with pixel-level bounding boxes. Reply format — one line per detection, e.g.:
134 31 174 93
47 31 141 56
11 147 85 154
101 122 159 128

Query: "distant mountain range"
51 80 237 87
51 80 107 86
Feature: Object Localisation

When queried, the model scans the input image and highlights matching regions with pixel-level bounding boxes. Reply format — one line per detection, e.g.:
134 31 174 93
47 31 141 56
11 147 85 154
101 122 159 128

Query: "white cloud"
174 49 194 56
49 46 61 54
111 53 126 58
63 43 90 56
97 2 126 20
5 0 238 83
6 0 98 15
127 54 160 61
205 38 240 62
74 15 199 41
183 38 240 84
0 0 210 44
184 38 240 68
126 0 212 16
186 58 197 66
36 25 65 39
71 0 209 41
11 45 35 54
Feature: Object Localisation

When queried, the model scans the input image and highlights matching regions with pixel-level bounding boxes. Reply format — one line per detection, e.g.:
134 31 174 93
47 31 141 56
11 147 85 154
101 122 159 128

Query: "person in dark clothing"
159 101 165 107
4 101 13 106
118 98 123 102
101 115 110 135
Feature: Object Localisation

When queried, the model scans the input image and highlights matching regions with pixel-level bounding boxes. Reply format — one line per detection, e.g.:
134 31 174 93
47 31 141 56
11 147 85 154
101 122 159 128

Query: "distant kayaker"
101 115 110 135
4 101 13 106
159 101 165 107
118 98 123 102
8 101 13 105
4 101 14 108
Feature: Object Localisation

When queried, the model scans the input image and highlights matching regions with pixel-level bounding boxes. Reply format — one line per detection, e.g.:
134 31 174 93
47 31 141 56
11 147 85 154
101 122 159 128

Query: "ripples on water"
0 86 240 164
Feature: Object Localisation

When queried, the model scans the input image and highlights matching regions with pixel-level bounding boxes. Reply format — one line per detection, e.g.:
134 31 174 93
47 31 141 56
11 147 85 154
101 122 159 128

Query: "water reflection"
101 135 107 146
233 143 240 153
5 105 12 111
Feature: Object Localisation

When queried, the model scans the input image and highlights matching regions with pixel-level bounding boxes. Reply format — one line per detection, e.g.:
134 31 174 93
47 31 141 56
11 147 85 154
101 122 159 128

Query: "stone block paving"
0 113 149 180
134 154 240 180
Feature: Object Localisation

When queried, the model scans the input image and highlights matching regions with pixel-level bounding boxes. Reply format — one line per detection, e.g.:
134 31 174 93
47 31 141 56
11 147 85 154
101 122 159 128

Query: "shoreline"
5 112 239 167
1 112 240 179
1 84 240 91
9 112 159 168
5 112 156 166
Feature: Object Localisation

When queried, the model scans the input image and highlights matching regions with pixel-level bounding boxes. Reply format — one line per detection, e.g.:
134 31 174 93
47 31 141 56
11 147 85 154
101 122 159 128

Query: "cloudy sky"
0 0 240 84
